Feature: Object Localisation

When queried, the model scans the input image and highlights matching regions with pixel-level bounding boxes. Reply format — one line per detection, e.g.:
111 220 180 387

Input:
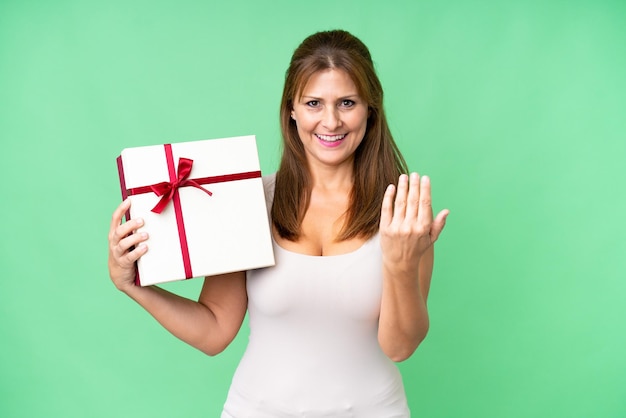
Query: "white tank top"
222 175 409 418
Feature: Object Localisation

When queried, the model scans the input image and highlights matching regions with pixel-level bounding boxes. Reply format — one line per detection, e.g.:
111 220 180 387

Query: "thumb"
430 209 449 243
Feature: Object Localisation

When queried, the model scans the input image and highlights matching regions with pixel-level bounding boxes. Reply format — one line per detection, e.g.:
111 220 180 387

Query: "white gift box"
116 135 275 286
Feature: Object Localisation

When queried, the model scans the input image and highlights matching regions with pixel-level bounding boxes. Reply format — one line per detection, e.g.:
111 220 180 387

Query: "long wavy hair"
272 29 408 241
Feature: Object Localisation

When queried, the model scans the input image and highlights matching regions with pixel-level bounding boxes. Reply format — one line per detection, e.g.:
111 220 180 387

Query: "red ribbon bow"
148 157 213 214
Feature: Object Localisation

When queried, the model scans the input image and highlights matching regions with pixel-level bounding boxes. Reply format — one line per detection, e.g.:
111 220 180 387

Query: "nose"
321 106 342 131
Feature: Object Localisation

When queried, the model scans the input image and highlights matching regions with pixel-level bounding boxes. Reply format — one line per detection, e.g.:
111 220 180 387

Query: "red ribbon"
146 157 213 214
122 143 262 280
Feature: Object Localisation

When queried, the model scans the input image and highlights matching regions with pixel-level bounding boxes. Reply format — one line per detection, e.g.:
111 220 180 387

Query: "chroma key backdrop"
1 0 625 417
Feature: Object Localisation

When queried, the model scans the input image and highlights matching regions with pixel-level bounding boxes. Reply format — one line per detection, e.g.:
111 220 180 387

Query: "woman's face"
291 69 368 172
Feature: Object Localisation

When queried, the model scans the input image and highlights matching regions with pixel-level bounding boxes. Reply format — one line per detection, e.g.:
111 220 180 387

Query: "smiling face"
291 69 369 172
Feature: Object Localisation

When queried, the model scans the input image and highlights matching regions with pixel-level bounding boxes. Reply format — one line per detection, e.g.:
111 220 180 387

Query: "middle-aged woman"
108 29 449 417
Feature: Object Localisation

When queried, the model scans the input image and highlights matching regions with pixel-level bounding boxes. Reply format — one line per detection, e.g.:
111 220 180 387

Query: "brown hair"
272 29 408 241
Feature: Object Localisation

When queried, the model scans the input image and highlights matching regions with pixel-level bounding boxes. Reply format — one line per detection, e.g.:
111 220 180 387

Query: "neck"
308 160 355 193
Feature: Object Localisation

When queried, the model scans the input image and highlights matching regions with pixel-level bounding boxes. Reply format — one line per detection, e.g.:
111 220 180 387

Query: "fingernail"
136 218 144 226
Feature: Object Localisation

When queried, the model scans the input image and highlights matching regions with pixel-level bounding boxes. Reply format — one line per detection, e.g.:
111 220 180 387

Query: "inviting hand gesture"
379 173 449 275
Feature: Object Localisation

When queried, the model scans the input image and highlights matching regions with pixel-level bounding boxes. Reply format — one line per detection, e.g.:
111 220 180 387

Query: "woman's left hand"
379 173 449 275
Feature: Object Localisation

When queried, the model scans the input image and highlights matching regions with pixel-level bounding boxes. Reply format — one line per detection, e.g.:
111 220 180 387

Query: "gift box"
116 135 275 286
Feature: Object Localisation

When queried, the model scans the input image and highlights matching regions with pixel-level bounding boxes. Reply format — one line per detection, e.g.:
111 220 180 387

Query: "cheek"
348 106 368 123
351 112 369 132
295 124 313 144
294 114 317 134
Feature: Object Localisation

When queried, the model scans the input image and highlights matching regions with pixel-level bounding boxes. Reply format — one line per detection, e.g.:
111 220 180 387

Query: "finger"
116 231 149 257
416 175 433 226
110 217 144 246
379 184 395 228
430 209 449 242
404 172 421 222
123 243 148 264
109 199 131 237
393 174 409 222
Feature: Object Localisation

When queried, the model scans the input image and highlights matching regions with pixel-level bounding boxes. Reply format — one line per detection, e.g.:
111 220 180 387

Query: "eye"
340 99 356 108
306 100 320 108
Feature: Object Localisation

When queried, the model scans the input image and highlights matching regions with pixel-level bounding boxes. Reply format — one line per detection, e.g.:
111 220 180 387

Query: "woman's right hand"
108 199 149 292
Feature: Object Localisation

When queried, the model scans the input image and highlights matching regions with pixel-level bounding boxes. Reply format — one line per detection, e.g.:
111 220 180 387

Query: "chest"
247 235 383 323
274 190 367 256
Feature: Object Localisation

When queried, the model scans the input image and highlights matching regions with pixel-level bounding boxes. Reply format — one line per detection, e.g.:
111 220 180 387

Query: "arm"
108 199 247 356
377 173 448 362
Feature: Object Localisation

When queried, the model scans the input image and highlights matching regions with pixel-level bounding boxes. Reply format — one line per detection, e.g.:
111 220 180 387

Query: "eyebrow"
300 94 360 100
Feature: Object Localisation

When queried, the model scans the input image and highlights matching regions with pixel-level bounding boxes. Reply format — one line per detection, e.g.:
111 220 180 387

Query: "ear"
290 111 296 120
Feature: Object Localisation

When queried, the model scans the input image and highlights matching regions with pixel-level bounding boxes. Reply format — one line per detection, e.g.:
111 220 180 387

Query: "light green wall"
1 0 624 417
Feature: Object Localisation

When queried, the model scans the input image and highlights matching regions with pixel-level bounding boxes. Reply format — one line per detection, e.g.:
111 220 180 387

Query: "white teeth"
316 134 346 142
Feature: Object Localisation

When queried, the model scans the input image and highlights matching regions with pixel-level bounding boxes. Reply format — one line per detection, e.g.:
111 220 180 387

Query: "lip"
315 133 346 148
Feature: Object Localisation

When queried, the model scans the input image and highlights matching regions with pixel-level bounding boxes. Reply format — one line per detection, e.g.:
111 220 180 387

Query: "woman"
108 29 448 417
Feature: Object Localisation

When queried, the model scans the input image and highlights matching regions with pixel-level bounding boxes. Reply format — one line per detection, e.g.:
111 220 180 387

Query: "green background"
1 0 625 417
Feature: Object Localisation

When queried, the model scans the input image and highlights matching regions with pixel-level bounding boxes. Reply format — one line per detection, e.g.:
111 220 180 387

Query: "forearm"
378 264 429 362
120 273 245 356
378 246 435 362
122 286 216 353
